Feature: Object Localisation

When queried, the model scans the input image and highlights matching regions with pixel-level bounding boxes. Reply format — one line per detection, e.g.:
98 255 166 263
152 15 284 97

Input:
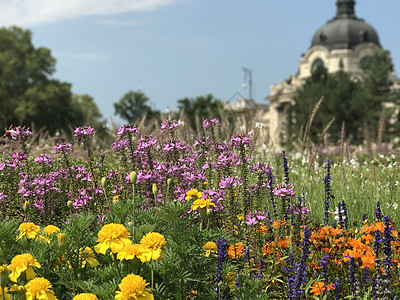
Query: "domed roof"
311 0 380 50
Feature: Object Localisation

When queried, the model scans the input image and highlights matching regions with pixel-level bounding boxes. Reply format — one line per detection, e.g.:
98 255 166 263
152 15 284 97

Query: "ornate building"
266 0 399 145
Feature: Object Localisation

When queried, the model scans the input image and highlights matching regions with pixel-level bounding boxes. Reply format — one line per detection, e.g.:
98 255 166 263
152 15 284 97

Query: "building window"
311 58 324 73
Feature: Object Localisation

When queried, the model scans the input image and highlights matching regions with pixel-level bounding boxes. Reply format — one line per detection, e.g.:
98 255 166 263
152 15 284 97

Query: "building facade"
266 0 399 145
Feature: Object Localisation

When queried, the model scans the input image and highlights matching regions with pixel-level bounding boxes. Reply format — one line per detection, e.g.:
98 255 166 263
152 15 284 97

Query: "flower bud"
152 183 158 196
167 178 172 186
23 201 29 213
101 177 106 188
0 264 9 288
67 200 73 210
58 233 67 252
130 171 137 184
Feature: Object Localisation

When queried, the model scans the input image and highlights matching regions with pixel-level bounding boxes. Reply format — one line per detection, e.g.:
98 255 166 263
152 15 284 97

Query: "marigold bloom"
191 198 216 211
115 274 154 300
202 242 217 257
8 253 41 282
38 225 61 243
25 277 57 300
94 223 131 254
228 242 244 259
81 247 99 268
113 195 119 203
185 189 202 201
16 222 41 241
140 232 166 261
44 225 60 235
117 242 150 263
72 293 98 300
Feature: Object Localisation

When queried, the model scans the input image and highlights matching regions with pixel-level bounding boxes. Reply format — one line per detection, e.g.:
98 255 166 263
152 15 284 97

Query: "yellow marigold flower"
38 225 61 243
72 293 98 300
44 225 60 235
140 232 166 261
117 241 151 263
8 253 41 282
81 247 99 268
10 284 26 296
25 277 57 300
191 198 215 211
201 242 217 257
94 223 131 254
16 222 41 241
113 195 119 203
115 274 154 300
0 286 10 300
185 189 202 201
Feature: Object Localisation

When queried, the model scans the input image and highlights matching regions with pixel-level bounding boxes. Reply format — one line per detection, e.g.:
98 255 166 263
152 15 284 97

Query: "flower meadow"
0 122 400 299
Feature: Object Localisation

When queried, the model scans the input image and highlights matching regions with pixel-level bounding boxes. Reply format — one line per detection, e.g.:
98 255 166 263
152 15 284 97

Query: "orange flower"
361 250 375 270
310 281 333 297
277 236 290 249
228 242 244 259
272 220 287 229
263 242 275 256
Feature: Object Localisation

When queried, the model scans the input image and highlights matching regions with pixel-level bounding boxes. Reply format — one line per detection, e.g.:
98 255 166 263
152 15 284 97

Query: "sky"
1 0 400 125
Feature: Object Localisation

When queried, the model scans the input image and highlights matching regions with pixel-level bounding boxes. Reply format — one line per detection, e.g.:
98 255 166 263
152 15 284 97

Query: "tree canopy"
176 94 230 130
0 26 101 134
289 51 397 144
114 90 160 124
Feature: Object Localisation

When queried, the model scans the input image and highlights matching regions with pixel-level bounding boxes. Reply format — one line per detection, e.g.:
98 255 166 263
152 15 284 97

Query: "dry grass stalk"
302 96 324 147
339 122 346 165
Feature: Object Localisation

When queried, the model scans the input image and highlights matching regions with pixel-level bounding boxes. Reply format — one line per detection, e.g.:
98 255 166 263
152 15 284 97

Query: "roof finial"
336 0 355 18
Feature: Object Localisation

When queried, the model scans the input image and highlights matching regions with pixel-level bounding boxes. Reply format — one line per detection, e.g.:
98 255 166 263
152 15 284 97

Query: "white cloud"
0 0 179 27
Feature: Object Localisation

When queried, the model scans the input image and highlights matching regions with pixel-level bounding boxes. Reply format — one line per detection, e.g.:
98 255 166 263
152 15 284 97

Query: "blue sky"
1 0 400 124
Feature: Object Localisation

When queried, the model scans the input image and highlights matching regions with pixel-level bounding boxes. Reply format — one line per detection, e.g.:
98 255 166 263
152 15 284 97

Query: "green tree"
114 90 160 123
0 26 86 133
289 51 396 144
176 94 230 130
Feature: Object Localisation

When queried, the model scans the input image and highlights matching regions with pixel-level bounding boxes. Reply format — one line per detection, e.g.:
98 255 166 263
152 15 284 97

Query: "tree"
289 51 396 144
176 94 230 130
114 90 160 124
0 26 88 134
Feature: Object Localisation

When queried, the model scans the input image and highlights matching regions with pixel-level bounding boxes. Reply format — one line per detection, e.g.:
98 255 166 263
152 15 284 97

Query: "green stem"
132 184 136 231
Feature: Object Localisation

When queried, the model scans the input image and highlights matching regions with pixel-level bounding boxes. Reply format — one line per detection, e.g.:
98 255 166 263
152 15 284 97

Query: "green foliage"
0 26 101 134
289 51 396 144
177 94 232 130
114 90 160 123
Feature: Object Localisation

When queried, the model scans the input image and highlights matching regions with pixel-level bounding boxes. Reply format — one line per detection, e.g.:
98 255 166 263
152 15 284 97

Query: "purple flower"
9 126 32 141
117 123 140 136
160 119 181 133
282 150 290 185
215 237 228 299
34 154 53 165
74 126 94 143
289 201 310 215
245 212 258 225
54 142 72 154
323 160 332 226
273 184 296 198
203 118 220 129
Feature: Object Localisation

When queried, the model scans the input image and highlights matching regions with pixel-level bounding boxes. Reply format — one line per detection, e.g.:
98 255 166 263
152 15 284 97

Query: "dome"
311 0 380 50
